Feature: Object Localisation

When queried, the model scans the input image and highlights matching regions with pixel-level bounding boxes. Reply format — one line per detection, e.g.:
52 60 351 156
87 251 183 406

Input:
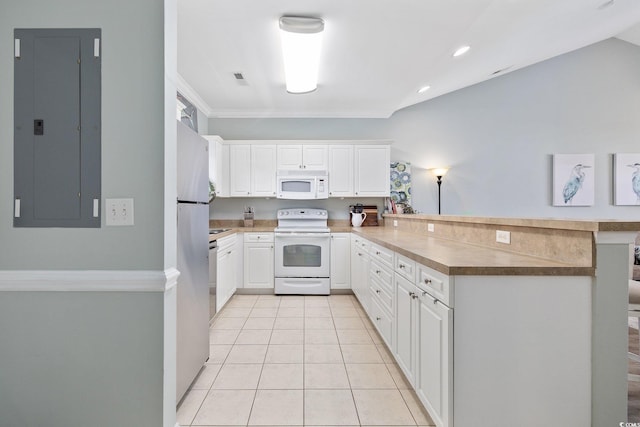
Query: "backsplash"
209 197 384 221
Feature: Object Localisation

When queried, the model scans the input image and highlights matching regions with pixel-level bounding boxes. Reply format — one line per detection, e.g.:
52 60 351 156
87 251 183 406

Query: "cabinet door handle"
227 251 232 254
422 291 427 297
409 292 415 297
424 278 432 284
375 270 380 274
376 317 381 321
375 289 380 294
399 264 405 269
376 251 381 255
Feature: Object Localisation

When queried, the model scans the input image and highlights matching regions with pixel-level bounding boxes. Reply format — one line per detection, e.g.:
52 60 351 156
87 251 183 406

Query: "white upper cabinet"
251 145 277 197
354 145 390 197
302 145 328 170
229 145 251 196
328 145 354 197
205 135 229 197
228 144 277 197
277 144 328 170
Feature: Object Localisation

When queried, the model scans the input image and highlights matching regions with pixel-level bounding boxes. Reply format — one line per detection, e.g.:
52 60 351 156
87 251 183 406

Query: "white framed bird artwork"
614 153 640 206
552 154 595 206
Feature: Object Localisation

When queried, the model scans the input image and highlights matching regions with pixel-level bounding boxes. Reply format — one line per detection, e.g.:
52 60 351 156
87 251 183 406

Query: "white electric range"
274 208 331 295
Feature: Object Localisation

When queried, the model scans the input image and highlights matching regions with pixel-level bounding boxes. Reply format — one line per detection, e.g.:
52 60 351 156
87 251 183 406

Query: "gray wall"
0 0 166 270
210 38 640 220
0 292 165 427
0 0 172 426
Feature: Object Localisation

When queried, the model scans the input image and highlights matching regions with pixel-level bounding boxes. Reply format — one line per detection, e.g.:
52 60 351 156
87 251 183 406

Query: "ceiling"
177 0 640 119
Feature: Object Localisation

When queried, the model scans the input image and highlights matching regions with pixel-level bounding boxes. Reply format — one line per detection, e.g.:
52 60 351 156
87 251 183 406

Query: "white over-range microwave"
276 170 329 200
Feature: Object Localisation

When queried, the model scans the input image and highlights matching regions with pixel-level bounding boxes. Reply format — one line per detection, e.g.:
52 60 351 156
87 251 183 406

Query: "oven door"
275 232 330 277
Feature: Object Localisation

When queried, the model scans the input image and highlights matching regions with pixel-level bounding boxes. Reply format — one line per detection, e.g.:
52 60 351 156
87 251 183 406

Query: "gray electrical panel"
14 28 101 228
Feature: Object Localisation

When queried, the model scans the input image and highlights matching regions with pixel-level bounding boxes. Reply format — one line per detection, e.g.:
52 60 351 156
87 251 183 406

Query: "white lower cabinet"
216 235 237 311
243 233 274 289
350 235 371 314
330 233 351 289
394 273 417 385
369 288 393 348
415 289 452 427
394 265 452 427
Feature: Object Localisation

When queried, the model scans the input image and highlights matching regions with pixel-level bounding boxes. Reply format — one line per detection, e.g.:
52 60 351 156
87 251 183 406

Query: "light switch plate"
393 220 398 227
106 198 134 226
496 230 511 244
427 223 435 232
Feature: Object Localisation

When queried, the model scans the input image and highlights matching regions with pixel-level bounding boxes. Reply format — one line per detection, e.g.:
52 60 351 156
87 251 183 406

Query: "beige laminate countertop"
352 227 595 276
208 227 276 242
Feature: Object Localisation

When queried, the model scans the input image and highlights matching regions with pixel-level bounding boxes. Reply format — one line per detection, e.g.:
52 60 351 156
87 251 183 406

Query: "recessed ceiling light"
417 85 430 94
453 45 470 57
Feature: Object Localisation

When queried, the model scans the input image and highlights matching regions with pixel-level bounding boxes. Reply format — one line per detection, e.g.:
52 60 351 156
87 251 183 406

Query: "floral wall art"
552 154 595 206
614 153 640 206
390 162 411 205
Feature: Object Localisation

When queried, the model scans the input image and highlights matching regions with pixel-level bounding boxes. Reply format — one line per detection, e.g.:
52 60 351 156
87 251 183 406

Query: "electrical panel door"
14 28 101 227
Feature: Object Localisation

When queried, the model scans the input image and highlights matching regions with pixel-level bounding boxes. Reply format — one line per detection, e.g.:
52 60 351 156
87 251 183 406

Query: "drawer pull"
376 251 381 255
433 298 439 304
409 292 415 297
399 264 405 269
376 317 381 321
376 270 381 274
358 252 362 256
422 291 427 297
375 289 380 294
424 278 432 284
412 294 418 300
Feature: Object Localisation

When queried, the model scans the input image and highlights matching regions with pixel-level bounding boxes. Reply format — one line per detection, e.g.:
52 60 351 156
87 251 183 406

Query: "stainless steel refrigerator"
176 120 210 402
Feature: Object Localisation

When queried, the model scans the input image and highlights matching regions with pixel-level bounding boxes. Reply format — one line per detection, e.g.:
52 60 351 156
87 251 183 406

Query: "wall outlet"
427 223 435 232
393 220 398 227
496 230 511 244
106 198 134 226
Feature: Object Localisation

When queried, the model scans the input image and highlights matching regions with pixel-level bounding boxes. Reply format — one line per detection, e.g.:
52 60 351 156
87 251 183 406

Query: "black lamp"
430 168 449 215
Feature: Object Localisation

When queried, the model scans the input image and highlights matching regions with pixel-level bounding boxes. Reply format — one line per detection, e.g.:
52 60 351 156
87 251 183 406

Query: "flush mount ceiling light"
417 85 431 94
453 45 470 57
279 16 325 94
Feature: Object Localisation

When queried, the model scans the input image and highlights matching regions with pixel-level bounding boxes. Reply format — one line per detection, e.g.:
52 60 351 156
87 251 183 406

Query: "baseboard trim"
0 268 180 292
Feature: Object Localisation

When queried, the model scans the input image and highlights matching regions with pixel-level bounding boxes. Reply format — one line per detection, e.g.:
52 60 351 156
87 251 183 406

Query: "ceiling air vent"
233 72 249 86
491 66 513 76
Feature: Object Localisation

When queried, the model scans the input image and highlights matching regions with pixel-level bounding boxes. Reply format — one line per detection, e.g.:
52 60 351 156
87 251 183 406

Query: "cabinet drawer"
370 243 393 267
369 295 393 348
416 263 452 307
395 253 416 282
370 278 393 313
370 259 393 294
244 232 274 243
217 234 236 252
353 236 370 252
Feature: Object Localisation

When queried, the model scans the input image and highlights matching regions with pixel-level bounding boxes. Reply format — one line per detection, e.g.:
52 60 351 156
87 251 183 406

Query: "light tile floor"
177 294 435 426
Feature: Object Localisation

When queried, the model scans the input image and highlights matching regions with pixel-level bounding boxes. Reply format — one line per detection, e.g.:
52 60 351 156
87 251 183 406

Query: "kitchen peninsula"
209 214 639 426
355 214 639 427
